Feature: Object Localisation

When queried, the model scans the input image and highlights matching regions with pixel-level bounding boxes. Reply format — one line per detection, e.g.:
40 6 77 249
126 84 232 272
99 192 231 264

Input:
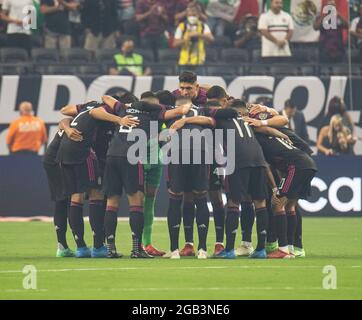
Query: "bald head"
19 102 33 116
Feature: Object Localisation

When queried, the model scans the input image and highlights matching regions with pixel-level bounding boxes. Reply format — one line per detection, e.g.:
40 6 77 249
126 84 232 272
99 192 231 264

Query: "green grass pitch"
0 218 361 300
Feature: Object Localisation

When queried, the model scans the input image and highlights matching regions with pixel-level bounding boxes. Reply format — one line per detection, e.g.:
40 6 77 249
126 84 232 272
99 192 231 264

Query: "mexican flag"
206 0 241 22
266 0 322 42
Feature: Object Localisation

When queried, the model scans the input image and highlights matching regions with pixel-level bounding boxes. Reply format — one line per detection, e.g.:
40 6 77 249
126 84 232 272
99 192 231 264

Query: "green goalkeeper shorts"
143 163 163 188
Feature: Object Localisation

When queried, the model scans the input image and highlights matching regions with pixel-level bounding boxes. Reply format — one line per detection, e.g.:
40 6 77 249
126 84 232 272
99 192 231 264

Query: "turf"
0 218 361 300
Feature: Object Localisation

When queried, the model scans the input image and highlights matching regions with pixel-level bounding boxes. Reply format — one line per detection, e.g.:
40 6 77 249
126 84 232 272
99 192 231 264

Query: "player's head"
175 96 192 109
229 99 248 116
156 90 176 106
271 0 283 13
116 92 139 104
179 71 199 99
121 38 135 55
140 91 159 104
206 86 228 108
284 99 297 118
19 101 33 116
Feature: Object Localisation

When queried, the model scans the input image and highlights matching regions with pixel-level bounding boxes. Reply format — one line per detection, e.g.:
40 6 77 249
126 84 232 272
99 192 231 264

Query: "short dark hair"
206 86 227 100
156 90 176 106
284 99 296 109
229 99 247 109
140 91 157 100
179 71 197 84
117 92 138 104
205 100 222 108
175 96 192 106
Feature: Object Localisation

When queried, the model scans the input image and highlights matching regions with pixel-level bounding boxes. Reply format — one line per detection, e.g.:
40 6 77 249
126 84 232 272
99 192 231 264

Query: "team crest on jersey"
258 112 269 120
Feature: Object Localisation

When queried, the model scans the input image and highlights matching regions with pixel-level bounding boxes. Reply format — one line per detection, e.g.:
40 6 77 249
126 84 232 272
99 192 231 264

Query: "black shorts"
278 167 316 200
167 163 210 193
43 162 67 201
224 166 268 203
61 154 101 196
103 156 144 196
209 165 223 192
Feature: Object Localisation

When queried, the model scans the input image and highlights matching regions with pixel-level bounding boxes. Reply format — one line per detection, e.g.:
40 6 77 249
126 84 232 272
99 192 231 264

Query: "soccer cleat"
180 243 195 257
265 241 279 254
163 250 181 259
130 247 154 259
214 249 236 259
235 244 254 256
294 247 306 258
75 246 91 258
106 244 123 259
197 249 208 259
213 243 225 257
56 248 75 258
91 245 108 258
249 249 267 259
144 244 166 257
267 249 293 259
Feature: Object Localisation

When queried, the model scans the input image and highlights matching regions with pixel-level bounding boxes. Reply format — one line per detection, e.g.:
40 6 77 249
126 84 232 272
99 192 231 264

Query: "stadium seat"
319 65 348 76
205 48 219 62
148 64 176 76
299 65 316 76
251 49 262 63
0 63 28 75
37 65 78 75
220 48 249 64
158 49 179 63
134 49 154 63
206 65 236 76
270 64 299 76
247 64 271 75
60 48 93 63
209 36 232 48
293 47 319 63
95 49 119 63
0 48 28 63
31 48 59 63
79 65 102 75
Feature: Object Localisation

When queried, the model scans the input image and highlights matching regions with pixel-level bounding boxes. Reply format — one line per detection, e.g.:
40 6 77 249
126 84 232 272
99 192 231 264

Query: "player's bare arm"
60 104 79 116
254 126 292 144
248 104 279 117
89 107 139 127
170 116 215 131
163 104 192 120
102 95 122 110
243 115 288 128
58 118 83 142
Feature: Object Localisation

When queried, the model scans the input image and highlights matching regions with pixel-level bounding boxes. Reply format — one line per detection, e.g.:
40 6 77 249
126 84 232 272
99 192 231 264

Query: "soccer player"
172 71 208 257
97 94 191 258
253 121 317 258
43 118 83 257
58 100 137 258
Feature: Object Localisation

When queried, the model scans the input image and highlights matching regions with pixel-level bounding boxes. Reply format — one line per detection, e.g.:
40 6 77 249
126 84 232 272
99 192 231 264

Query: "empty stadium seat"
206 65 235 76
31 48 59 63
0 63 28 75
134 49 154 63
270 64 298 76
205 48 219 62
95 49 119 63
221 48 249 64
319 65 349 76
293 47 319 63
158 49 179 63
247 64 270 75
0 48 28 63
35 65 78 75
299 65 316 75
148 64 176 76
60 48 93 63
79 65 102 75
209 36 232 48
251 49 262 63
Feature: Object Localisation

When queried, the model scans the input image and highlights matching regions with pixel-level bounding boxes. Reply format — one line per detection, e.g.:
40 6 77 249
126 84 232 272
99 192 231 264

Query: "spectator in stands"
136 0 168 62
109 38 151 76
117 0 137 36
82 0 118 51
234 15 260 51
6 102 48 155
0 0 34 53
282 99 309 143
174 5 214 66
69 0 83 47
258 0 294 61
314 0 349 63
174 0 208 26
206 0 241 37
40 0 78 49
350 4 362 53
317 114 356 155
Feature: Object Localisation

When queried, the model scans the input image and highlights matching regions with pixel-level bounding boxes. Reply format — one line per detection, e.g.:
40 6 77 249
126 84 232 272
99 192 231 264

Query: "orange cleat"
213 243 225 257
267 249 293 259
180 243 195 257
144 244 166 257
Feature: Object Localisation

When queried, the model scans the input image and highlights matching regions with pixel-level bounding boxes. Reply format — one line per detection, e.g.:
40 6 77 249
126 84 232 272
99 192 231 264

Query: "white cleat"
197 249 208 259
163 249 180 259
235 244 254 256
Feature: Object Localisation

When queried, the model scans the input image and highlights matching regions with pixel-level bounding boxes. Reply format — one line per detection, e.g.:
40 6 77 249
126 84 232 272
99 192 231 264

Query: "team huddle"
43 71 317 260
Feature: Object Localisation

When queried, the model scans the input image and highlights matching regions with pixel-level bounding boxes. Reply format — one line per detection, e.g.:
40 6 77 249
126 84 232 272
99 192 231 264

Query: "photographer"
234 15 260 51
173 5 214 66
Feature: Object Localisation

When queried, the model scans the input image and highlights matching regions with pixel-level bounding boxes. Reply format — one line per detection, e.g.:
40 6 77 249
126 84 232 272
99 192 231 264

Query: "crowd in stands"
0 1 360 73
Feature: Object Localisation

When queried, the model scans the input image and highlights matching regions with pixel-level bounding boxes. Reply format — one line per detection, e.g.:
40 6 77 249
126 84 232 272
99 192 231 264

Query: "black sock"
183 201 195 243
54 200 69 249
274 212 288 248
225 207 240 251
194 196 210 251
89 200 105 249
266 201 277 243
255 207 268 251
129 206 144 252
294 207 303 248
167 194 182 252
287 211 297 246
240 202 255 243
69 201 86 248
104 206 118 246
212 202 225 244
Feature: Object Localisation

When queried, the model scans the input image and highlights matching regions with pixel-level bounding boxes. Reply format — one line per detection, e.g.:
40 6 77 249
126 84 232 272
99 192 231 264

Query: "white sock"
279 246 289 253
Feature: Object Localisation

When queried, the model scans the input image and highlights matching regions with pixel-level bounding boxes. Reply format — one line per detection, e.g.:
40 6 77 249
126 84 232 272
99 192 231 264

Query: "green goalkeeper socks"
142 196 156 246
